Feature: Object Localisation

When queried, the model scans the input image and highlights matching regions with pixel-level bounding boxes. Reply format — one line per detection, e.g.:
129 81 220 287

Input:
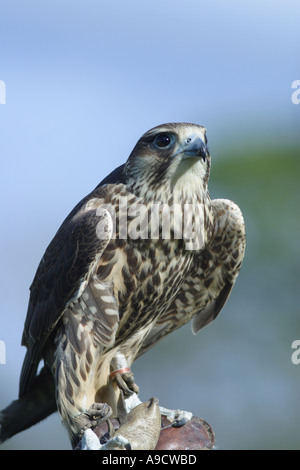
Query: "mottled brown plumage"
0 123 245 448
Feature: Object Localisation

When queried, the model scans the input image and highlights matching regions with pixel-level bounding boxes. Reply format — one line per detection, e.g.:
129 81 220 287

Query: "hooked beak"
172 136 208 161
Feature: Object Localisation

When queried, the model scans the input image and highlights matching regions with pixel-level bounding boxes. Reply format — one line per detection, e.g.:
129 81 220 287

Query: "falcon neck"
126 177 210 206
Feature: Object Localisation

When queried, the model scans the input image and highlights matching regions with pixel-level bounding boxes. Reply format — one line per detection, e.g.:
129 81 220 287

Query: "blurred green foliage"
205 145 300 448
212 146 300 265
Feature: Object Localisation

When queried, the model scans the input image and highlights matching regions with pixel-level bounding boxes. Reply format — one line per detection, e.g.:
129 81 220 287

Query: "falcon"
0 123 245 449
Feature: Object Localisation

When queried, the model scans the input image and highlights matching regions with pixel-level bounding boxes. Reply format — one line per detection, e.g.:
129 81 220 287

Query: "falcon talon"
85 403 112 421
113 373 135 396
111 369 139 396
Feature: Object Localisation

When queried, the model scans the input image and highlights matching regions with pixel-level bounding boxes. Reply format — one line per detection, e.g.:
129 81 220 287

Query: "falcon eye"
154 133 171 148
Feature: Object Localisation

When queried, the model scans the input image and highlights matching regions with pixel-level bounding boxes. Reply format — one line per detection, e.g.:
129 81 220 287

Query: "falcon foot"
77 402 112 437
159 406 193 428
110 368 139 396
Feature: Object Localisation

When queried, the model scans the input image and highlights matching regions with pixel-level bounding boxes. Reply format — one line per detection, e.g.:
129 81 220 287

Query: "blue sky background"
0 0 299 449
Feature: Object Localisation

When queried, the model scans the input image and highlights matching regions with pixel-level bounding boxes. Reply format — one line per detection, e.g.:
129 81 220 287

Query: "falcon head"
123 123 210 202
